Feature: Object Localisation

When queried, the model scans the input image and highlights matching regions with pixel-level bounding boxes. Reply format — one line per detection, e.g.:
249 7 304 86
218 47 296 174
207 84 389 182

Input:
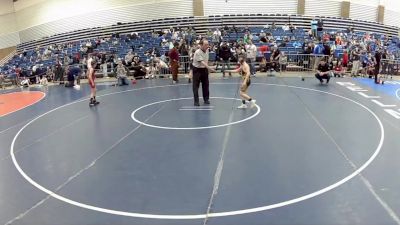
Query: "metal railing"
380 59 400 78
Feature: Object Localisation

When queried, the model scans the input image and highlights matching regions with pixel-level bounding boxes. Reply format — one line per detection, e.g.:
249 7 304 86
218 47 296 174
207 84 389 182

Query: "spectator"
246 40 257 76
315 59 331 84
289 24 296 33
206 29 213 38
280 52 288 71
374 49 382 84
323 43 331 56
351 47 361 76
125 51 134 66
232 25 238 34
282 24 289 32
169 42 180 83
271 22 276 30
65 66 81 87
311 18 318 37
333 60 345 77
342 50 349 71
270 46 281 71
116 61 129 86
219 41 232 78
179 42 190 74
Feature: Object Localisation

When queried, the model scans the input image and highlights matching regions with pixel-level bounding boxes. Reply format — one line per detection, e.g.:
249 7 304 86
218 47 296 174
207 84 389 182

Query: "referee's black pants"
192 67 209 104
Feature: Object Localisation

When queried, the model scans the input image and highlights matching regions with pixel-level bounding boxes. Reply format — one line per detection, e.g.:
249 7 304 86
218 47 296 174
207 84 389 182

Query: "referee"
192 40 215 106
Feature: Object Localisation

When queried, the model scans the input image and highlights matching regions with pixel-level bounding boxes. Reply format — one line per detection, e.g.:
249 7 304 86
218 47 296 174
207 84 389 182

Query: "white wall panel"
384 10 400 27
0 0 14 15
17 0 193 43
305 0 341 17
203 0 297 16
350 3 378 22
383 0 400 27
0 13 18 35
350 0 380 7
0 32 20 49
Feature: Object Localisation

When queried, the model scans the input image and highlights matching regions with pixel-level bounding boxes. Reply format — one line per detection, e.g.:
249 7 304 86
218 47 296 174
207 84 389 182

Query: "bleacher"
1 14 399 82
15 14 399 52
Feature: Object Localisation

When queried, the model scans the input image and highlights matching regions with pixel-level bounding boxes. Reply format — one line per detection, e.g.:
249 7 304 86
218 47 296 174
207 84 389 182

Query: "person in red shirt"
333 60 345 77
342 50 349 71
259 45 269 55
169 42 180 84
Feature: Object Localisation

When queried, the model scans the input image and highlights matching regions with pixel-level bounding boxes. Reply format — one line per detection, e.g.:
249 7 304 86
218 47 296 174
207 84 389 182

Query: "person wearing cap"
192 39 215 106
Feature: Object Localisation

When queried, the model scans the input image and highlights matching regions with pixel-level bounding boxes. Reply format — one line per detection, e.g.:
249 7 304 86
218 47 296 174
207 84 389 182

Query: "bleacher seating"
1 14 399 80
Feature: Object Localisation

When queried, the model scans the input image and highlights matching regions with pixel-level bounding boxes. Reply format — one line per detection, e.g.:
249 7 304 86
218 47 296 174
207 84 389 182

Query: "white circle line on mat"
131 97 260 130
10 83 384 219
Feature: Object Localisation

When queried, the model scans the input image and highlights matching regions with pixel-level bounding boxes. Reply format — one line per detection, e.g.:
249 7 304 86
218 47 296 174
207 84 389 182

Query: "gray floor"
1 76 400 225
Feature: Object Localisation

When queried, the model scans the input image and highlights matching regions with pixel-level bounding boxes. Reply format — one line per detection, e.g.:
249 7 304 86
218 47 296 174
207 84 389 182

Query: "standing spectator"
323 43 331 56
169 42 180 84
351 47 361 76
374 49 382 84
246 40 257 76
179 41 190 74
311 18 318 38
219 41 232 78
280 52 288 71
381 49 389 75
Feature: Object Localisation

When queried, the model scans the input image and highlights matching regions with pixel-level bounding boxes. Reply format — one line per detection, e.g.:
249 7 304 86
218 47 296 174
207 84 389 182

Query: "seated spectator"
271 22 276 30
20 77 30 87
315 59 331 84
45 66 54 81
131 60 147 79
116 61 130 86
232 25 238 34
206 29 213 38
289 24 296 33
282 24 289 31
260 30 266 38
125 51 134 66
39 75 48 86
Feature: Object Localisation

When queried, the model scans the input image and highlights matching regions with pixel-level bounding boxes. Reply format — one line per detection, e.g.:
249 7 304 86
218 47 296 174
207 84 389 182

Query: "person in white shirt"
246 40 257 76
213 28 221 37
282 24 289 31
